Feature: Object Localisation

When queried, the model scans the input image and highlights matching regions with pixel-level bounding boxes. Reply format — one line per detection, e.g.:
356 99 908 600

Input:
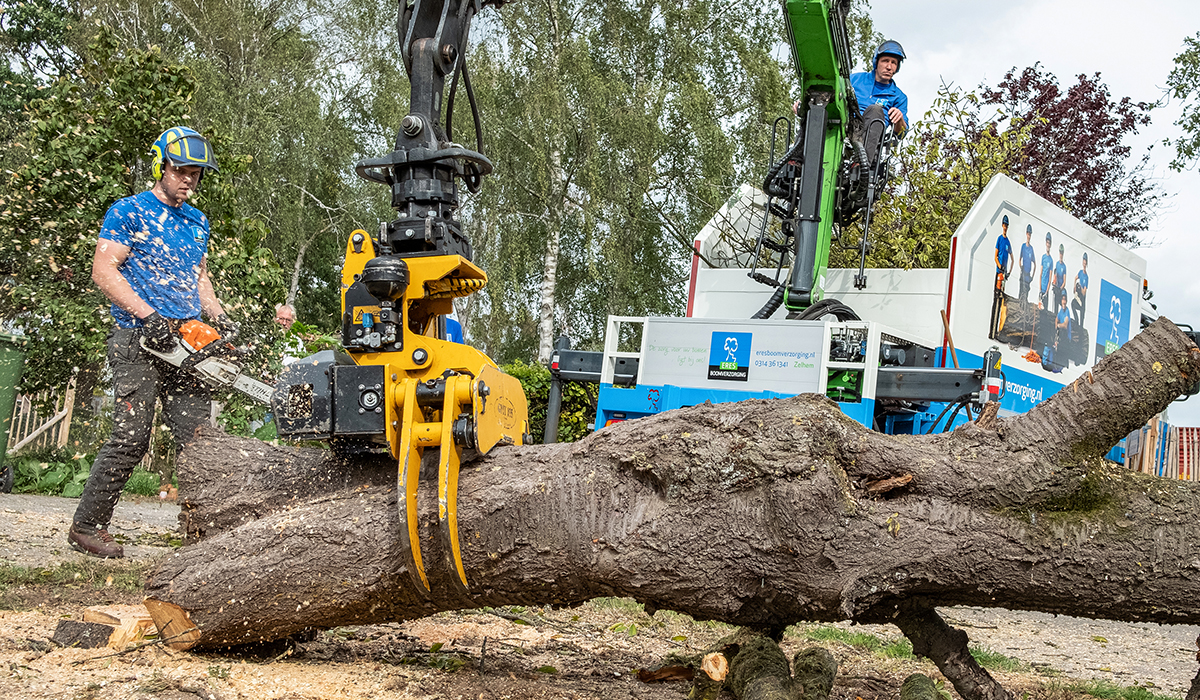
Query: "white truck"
591 174 1164 438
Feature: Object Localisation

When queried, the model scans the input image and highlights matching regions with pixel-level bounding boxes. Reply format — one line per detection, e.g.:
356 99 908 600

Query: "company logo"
1094 279 1132 361
708 332 751 381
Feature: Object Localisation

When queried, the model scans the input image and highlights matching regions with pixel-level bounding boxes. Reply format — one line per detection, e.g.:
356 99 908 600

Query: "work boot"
68 525 124 559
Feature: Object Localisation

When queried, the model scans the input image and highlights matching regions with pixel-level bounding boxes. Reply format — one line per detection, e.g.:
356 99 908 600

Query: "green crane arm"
753 0 875 316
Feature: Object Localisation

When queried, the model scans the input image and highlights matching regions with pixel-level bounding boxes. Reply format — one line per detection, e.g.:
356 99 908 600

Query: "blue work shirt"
445 317 464 344
1054 260 1067 289
1020 242 1035 278
1057 305 1069 328
1040 253 1053 293
994 235 1012 273
1076 269 1089 295
850 71 909 124
99 191 210 328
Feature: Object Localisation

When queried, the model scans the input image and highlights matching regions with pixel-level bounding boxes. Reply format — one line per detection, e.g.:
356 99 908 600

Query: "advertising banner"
640 317 826 395
946 175 1145 414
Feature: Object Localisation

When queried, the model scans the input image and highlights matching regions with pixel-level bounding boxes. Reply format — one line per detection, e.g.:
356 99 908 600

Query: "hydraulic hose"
793 298 860 321
924 393 974 434
752 286 786 319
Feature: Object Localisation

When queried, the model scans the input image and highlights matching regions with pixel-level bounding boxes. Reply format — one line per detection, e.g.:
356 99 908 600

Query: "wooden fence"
1125 418 1200 482
6 383 75 455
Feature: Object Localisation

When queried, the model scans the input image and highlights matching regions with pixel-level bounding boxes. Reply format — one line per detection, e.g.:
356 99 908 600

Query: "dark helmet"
1026 224 1033 234
1002 215 1009 226
151 126 219 180
1082 252 1088 263
873 40 906 72
1045 232 1052 243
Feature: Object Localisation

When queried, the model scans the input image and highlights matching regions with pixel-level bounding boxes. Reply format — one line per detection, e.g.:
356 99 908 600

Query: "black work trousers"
73 327 210 529
862 104 890 165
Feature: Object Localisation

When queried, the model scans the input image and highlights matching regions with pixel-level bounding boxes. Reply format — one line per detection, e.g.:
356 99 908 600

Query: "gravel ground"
1 493 1197 695
0 492 180 567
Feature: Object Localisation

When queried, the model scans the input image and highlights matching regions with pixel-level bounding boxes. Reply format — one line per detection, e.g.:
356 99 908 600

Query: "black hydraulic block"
553 350 639 385
274 350 355 440
333 364 387 437
875 367 983 402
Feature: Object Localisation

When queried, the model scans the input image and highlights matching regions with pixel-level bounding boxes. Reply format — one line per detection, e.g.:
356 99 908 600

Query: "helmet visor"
163 133 219 173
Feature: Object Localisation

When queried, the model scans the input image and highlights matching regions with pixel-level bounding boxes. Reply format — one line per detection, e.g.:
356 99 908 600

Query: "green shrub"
502 360 597 443
10 446 158 497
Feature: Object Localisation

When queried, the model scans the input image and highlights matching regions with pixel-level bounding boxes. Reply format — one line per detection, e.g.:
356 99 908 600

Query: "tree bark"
148 318 1200 690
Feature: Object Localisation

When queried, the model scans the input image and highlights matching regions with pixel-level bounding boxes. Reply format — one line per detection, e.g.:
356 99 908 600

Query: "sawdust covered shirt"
99 190 210 328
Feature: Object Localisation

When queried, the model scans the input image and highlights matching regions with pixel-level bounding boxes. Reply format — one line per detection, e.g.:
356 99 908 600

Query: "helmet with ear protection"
151 127 219 180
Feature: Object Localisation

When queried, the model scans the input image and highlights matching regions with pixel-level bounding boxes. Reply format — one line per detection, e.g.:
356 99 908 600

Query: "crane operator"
850 40 909 163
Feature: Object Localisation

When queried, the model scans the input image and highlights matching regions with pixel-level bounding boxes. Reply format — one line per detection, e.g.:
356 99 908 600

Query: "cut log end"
143 598 202 650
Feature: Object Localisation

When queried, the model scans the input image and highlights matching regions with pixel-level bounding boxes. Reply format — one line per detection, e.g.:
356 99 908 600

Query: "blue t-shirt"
445 317 464 344
98 191 210 328
1057 306 1069 327
1054 260 1067 289
849 71 909 124
994 235 1012 273
1040 253 1053 293
1020 243 1035 277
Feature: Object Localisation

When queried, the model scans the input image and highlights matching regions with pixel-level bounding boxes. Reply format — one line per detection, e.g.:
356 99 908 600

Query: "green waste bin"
0 333 26 493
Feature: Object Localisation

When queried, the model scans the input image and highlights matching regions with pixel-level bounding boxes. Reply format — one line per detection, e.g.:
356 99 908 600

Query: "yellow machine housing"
338 229 529 594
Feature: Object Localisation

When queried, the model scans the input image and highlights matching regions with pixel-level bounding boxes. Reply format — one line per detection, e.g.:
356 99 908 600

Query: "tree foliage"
461 0 795 363
0 29 284 394
832 82 1032 270
1166 31 1200 171
980 64 1162 245
86 0 366 328
835 65 1161 270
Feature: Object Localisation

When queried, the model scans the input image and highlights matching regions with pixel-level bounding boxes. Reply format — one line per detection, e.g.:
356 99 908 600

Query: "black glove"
215 313 240 341
140 312 176 353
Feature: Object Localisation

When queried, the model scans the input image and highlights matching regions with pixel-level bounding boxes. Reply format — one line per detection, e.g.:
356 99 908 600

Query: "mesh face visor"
163 133 219 172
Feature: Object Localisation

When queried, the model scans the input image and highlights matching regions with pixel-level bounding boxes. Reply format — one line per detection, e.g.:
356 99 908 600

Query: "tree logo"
708 332 751 381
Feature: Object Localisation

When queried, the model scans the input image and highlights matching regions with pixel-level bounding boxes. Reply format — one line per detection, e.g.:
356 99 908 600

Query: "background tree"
85 0 366 328
1166 31 1200 171
458 0 796 363
831 82 1032 270
0 29 284 404
835 65 1161 271
0 0 80 154
980 64 1162 245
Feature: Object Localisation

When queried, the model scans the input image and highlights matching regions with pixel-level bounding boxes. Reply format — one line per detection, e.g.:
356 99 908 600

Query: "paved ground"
0 492 180 567
0 493 1197 694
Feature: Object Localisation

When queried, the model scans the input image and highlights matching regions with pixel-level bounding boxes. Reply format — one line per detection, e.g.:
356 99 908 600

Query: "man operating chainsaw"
69 126 235 558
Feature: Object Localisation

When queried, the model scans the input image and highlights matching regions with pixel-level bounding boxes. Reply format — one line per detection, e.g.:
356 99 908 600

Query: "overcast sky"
864 0 1200 423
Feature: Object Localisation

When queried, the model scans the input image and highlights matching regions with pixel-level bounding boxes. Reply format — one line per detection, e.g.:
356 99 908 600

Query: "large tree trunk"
148 319 1200 680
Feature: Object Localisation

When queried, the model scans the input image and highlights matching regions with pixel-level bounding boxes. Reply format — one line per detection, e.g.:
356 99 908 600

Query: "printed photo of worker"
1019 224 1035 304
988 215 1013 339
1072 252 1089 328
1039 232 1053 310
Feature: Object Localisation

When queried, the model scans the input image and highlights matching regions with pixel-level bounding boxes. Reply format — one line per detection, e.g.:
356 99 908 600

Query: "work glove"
140 312 176 353
215 313 240 341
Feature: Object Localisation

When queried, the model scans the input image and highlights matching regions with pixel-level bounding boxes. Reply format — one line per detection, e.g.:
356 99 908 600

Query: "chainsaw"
140 320 274 405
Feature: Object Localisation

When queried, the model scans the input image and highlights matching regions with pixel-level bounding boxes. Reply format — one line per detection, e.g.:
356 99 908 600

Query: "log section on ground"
148 318 1200 665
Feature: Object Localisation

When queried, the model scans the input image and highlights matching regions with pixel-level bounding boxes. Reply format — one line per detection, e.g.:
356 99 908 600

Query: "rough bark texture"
894 604 1011 700
148 318 1200 688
